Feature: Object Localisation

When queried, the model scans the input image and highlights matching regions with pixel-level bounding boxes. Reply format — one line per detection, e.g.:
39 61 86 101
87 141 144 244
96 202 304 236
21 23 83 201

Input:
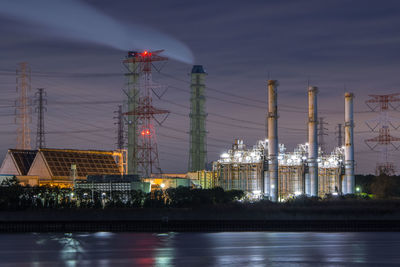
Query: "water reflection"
154 233 175 267
0 232 399 266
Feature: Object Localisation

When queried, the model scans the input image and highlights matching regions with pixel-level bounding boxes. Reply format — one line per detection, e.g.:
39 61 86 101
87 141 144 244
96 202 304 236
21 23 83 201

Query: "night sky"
1 0 400 174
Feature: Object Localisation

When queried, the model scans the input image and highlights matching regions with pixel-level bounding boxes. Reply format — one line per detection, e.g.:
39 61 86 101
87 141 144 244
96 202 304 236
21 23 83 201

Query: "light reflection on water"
0 232 399 266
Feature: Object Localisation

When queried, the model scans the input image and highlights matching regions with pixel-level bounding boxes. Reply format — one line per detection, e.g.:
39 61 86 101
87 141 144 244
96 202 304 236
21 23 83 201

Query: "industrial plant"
209 83 355 201
0 50 357 202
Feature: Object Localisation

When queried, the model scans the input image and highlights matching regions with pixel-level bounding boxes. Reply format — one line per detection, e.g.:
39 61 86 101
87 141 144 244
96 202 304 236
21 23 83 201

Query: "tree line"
1 174 399 211
0 177 245 210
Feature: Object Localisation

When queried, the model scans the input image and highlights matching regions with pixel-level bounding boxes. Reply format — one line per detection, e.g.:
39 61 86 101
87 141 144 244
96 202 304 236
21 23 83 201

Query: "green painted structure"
189 65 207 171
124 52 140 175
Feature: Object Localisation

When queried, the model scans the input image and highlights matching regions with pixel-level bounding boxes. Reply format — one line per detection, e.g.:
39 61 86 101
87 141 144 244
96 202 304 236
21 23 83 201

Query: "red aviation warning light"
142 50 152 57
124 49 166 65
141 129 151 136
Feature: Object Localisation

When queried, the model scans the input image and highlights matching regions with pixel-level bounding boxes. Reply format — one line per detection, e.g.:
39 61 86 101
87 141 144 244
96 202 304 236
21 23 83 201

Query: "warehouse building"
0 149 37 176
0 148 124 187
0 149 38 186
28 148 122 187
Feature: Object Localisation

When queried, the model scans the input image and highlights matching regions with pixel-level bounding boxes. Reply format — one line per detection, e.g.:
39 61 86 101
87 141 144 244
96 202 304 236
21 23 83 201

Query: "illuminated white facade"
213 139 345 199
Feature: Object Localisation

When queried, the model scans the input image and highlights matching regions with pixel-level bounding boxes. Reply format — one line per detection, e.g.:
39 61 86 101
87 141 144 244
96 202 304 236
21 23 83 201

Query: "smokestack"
189 65 207 172
268 80 278 202
345 92 355 194
308 86 318 196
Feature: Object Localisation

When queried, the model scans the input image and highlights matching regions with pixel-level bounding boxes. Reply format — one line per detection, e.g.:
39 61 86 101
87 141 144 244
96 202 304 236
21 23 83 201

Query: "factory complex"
201 83 355 201
212 139 345 200
0 51 356 202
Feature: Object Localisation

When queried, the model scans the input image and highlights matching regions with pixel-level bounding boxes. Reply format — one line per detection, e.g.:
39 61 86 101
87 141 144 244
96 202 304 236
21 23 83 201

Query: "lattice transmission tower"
15 62 32 150
365 94 400 175
123 50 169 177
34 88 47 149
188 65 207 172
335 123 343 147
318 117 328 153
114 105 125 150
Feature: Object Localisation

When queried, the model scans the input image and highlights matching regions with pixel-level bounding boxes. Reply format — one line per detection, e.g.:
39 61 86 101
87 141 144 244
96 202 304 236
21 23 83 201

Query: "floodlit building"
143 177 193 190
213 140 264 194
0 148 124 187
0 149 37 176
75 175 151 193
211 87 353 201
187 170 218 189
28 148 122 187
0 149 38 186
213 139 345 200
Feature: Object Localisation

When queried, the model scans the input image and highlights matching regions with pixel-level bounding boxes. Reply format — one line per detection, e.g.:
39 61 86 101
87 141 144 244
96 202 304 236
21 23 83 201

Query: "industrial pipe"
305 173 310 195
268 80 279 202
345 92 355 194
308 86 318 197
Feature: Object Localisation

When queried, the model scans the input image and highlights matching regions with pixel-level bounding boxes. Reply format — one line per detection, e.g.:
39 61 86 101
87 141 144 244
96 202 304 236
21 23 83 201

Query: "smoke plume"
1 0 194 64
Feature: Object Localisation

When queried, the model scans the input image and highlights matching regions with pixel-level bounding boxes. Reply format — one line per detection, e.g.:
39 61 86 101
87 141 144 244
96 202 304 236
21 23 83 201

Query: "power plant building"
213 139 345 200
213 140 264 193
211 84 354 200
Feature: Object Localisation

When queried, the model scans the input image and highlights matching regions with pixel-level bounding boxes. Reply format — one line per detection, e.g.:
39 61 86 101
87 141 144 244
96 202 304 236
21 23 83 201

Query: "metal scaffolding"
215 162 263 193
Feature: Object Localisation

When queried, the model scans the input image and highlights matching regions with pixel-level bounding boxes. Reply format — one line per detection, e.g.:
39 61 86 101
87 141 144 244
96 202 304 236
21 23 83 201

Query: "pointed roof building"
0 149 38 176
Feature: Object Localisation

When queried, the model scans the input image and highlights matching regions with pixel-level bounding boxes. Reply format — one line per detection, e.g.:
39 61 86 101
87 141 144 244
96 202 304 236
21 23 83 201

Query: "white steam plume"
1 0 194 64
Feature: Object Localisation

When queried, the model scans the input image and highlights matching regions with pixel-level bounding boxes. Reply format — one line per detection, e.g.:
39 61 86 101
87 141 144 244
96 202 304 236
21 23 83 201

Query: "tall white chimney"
345 92 355 194
308 86 318 196
268 80 279 202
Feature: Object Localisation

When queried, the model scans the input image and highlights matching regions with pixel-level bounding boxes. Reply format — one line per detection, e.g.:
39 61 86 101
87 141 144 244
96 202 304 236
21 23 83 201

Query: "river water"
0 232 399 266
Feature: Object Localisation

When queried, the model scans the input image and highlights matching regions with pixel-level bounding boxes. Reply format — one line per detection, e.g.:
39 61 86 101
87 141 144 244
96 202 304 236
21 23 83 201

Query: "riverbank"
1 205 400 232
1 219 400 232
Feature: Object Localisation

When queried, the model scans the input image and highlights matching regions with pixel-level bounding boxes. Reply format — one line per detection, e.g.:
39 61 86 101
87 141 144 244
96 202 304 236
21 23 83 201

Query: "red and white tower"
365 94 400 175
123 50 169 177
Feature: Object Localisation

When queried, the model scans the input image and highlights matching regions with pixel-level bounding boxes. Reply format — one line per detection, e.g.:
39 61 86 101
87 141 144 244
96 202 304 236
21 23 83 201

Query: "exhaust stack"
268 80 279 202
308 86 318 196
345 92 355 194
